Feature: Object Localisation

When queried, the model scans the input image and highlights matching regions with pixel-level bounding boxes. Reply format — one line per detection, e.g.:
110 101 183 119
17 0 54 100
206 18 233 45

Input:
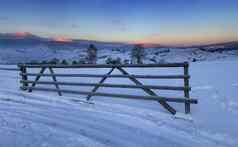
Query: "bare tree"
87 44 97 64
131 44 145 64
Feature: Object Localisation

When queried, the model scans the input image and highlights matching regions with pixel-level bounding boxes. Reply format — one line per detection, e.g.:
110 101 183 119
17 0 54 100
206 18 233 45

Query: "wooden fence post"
184 62 190 113
19 65 28 90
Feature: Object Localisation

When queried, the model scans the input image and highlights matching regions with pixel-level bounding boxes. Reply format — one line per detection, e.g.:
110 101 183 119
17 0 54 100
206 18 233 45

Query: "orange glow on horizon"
129 32 238 47
127 41 160 48
53 37 73 43
8 31 238 46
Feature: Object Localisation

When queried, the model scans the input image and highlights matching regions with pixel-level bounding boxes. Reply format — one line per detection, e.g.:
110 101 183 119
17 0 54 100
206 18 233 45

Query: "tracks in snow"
0 88 237 147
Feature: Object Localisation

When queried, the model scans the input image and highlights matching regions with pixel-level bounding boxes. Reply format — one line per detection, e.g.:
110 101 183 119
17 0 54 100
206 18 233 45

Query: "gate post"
184 62 190 113
18 64 28 90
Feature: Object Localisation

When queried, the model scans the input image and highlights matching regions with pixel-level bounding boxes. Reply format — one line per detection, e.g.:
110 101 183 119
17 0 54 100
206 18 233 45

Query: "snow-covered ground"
0 60 238 147
1 44 238 64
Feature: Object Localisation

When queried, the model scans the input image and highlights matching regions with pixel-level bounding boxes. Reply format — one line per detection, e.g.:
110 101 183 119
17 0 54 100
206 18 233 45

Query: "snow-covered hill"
0 60 238 147
1 44 238 64
0 33 238 64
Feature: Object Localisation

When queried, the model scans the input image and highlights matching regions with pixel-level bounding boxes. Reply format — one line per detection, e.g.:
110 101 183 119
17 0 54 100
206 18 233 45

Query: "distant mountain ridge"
0 32 132 50
0 32 238 50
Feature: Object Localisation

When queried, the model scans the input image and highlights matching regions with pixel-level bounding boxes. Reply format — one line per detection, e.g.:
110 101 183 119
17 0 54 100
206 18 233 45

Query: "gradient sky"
0 0 238 45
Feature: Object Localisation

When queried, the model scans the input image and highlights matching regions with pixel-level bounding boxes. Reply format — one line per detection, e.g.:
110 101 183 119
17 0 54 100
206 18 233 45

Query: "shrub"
49 58 60 64
106 57 113 64
149 57 157 63
72 60 78 65
192 58 197 62
123 59 130 64
61 59 68 65
106 57 121 64
41 60 48 64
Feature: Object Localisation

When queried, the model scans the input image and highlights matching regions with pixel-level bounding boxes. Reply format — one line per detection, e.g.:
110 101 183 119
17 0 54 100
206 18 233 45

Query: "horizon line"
0 31 237 47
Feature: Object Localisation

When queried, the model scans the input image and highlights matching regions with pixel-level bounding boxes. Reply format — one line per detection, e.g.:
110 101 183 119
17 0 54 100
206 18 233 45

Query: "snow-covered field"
1 44 238 64
0 60 238 147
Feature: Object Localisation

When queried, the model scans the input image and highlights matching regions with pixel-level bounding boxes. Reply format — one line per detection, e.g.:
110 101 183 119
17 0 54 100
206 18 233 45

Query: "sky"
0 0 238 45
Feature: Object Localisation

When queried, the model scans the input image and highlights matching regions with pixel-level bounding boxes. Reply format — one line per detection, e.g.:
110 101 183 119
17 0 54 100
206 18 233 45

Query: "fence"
18 62 198 115
0 67 19 71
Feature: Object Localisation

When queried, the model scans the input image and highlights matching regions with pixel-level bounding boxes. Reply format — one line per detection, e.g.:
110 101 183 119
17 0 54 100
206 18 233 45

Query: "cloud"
15 32 32 38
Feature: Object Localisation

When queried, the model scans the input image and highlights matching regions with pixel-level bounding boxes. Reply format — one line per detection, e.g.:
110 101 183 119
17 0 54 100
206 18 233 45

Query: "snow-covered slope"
1 33 237 64
1 43 238 64
0 60 238 147
144 48 238 63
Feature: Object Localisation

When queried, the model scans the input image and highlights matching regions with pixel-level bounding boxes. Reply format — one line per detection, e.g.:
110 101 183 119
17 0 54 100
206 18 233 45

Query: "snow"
1 44 238 64
0 60 238 147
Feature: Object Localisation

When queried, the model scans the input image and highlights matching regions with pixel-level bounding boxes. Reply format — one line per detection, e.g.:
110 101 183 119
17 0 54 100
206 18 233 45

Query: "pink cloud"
15 32 31 38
